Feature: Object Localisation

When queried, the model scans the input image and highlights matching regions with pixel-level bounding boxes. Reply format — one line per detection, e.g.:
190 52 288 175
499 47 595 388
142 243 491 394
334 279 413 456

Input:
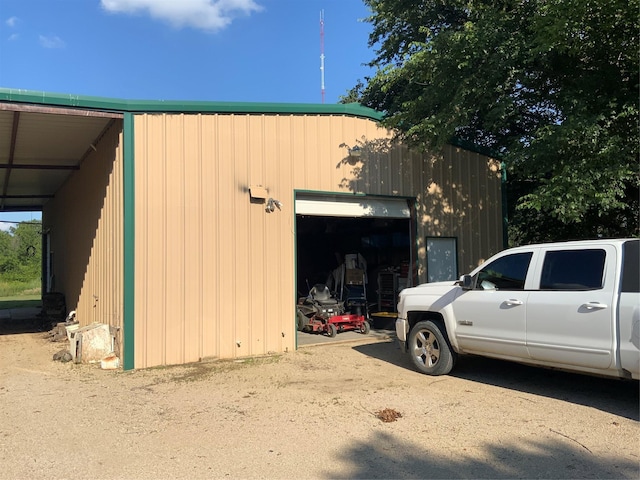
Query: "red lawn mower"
296 284 370 337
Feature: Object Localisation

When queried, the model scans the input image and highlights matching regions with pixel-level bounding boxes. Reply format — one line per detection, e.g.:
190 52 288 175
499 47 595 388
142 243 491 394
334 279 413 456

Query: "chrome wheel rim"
412 329 440 367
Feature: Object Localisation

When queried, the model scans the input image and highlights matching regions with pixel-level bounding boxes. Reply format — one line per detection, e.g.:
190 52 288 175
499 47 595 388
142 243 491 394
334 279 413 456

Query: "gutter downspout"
501 161 509 249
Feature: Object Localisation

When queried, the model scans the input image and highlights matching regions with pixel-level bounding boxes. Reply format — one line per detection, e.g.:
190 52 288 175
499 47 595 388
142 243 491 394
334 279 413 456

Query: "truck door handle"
582 302 608 310
504 299 523 306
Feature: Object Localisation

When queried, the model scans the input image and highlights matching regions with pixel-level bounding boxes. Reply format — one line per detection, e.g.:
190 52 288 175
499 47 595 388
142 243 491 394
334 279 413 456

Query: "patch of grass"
0 279 41 298
145 354 284 384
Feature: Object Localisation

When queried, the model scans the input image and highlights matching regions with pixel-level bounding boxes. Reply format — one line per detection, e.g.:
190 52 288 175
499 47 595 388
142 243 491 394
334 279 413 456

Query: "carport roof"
0 88 384 212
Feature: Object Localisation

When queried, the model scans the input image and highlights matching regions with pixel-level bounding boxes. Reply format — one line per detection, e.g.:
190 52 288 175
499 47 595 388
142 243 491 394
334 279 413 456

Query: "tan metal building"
0 89 504 369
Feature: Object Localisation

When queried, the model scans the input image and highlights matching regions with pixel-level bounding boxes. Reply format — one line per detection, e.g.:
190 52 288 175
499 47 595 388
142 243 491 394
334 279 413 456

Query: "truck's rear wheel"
408 320 455 375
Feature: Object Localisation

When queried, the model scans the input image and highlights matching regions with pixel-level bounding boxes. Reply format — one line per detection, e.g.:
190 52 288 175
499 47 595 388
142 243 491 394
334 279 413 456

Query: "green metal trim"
501 161 509 249
293 190 299 351
450 137 502 159
123 113 135 370
0 88 384 121
294 188 414 201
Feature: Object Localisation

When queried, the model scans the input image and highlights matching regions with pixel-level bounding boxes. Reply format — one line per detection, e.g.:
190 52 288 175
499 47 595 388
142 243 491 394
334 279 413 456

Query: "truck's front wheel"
408 320 456 375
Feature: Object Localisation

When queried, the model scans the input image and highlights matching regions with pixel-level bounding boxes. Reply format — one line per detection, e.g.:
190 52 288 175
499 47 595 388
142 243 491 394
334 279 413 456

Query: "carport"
0 103 122 210
0 92 133 368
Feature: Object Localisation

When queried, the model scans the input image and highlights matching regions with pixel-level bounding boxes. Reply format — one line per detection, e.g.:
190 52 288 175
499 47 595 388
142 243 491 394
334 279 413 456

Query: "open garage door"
295 193 411 219
295 193 415 335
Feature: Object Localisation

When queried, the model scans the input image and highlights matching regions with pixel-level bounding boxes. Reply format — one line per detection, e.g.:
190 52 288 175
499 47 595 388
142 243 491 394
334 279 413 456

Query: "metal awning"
0 102 122 211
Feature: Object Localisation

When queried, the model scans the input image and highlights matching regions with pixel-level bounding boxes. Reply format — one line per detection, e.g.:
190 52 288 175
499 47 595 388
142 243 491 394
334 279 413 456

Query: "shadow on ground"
352 342 640 421
0 307 47 335
322 431 637 479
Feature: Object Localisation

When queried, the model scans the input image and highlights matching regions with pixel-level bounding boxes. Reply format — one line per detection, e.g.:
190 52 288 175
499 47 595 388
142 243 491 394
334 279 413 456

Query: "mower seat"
310 284 338 306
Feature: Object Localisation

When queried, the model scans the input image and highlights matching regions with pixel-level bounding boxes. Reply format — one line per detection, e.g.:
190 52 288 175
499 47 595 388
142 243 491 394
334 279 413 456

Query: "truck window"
475 252 532 290
622 239 639 293
540 249 606 290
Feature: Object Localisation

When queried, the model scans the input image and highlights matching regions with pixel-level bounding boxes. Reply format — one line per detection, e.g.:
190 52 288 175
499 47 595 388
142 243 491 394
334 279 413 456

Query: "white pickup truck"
396 238 639 379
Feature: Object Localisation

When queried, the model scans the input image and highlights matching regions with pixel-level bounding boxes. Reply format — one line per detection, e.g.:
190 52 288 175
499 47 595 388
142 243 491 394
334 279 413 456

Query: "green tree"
0 221 42 283
13 222 41 277
351 0 639 243
0 229 18 276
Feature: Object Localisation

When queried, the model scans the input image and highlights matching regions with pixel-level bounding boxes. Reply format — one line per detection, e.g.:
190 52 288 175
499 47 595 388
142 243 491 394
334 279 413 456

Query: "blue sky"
0 0 377 227
0 0 374 103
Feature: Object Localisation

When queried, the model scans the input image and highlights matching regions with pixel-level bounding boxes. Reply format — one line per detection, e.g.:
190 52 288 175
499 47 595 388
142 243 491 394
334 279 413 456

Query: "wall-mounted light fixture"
249 185 268 200
265 198 282 213
249 185 281 213
348 145 362 158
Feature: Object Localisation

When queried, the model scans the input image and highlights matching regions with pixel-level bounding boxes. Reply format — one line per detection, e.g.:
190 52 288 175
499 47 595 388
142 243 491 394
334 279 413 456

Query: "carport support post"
123 113 135 370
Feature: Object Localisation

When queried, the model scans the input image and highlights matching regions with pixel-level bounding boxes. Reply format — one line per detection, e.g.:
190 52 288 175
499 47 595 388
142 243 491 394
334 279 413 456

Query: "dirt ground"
0 318 638 479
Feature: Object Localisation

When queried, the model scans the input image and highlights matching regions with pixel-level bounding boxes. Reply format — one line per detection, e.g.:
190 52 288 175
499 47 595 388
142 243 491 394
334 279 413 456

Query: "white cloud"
0 222 12 232
5 16 18 28
39 35 66 49
100 0 263 32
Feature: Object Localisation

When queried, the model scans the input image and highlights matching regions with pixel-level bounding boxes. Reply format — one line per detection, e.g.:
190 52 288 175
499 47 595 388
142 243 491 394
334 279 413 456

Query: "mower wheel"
327 324 337 337
360 320 370 335
296 310 310 331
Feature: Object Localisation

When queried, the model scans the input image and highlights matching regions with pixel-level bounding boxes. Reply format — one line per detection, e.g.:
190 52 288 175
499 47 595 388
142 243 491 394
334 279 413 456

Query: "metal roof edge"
449 137 501 159
0 88 384 121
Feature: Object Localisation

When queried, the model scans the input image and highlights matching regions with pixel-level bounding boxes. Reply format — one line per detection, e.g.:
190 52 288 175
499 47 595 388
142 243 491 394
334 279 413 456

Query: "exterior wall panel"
133 113 502 368
43 120 124 355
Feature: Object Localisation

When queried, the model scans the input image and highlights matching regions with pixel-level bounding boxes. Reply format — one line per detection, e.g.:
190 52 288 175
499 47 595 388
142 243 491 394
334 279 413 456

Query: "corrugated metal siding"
413 144 503 273
42 121 124 353
133 113 502 368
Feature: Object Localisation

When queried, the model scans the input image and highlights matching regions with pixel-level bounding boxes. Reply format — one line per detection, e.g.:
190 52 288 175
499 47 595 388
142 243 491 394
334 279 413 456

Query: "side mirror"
459 274 473 290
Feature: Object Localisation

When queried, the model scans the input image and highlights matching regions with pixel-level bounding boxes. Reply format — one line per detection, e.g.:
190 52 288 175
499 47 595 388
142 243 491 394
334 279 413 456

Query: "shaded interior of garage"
296 214 412 324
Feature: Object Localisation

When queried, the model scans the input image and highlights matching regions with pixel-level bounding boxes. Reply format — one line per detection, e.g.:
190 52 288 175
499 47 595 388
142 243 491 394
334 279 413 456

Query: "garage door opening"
295 194 415 341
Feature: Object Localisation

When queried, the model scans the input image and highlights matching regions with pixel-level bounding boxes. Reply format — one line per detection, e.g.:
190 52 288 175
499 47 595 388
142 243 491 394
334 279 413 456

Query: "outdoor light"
265 198 282 213
349 146 362 158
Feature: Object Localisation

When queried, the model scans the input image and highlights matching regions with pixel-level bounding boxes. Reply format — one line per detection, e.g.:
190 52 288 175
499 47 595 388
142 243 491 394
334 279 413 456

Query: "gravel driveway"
0 327 638 479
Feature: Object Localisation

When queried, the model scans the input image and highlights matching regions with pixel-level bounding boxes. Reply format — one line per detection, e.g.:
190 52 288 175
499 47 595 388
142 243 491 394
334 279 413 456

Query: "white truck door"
452 251 533 358
526 246 616 369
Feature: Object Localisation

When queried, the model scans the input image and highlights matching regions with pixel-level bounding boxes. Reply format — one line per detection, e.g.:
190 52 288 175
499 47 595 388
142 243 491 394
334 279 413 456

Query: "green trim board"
501 162 509 249
122 113 135 370
0 88 384 121
449 137 501 159
293 188 414 201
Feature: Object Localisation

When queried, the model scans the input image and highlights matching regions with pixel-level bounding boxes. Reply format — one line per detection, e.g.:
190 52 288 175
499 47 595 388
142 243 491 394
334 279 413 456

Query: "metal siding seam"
123 112 135 370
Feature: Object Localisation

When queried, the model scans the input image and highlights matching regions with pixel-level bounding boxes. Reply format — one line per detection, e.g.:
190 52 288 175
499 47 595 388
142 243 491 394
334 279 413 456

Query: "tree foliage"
0 221 42 283
350 0 639 243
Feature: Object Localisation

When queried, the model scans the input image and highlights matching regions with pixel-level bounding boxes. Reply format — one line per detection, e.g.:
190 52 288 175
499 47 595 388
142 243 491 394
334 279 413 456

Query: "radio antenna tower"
320 10 325 104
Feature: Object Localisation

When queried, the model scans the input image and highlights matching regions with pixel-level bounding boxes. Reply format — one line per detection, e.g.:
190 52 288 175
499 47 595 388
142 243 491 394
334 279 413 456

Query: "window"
475 252 533 290
426 237 458 282
540 249 606 290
